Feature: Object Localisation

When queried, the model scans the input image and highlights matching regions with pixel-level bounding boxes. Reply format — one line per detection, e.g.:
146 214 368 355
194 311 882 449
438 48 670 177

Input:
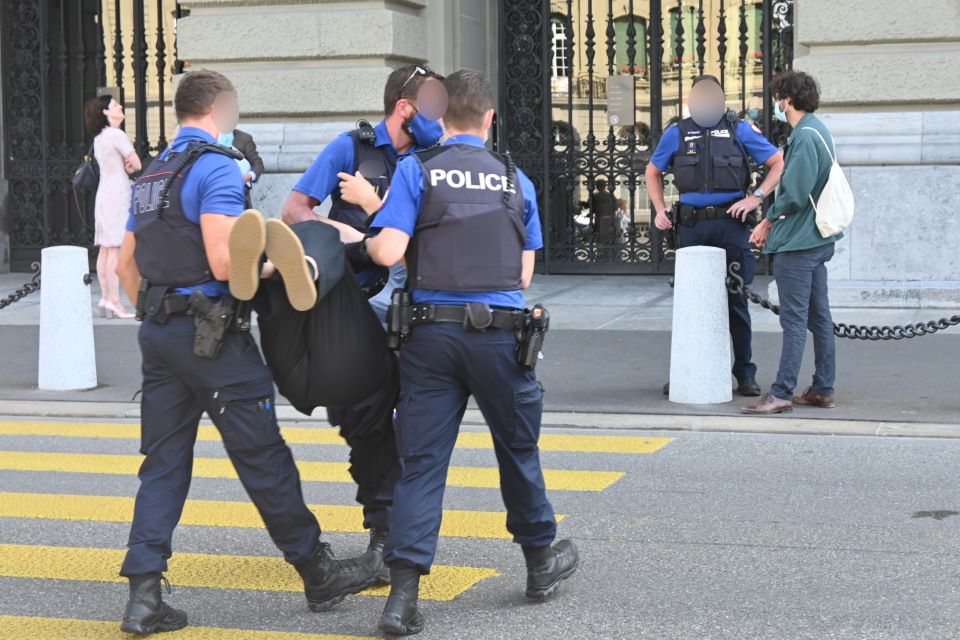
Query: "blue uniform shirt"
126 127 245 297
650 120 778 207
293 120 430 207
371 134 543 310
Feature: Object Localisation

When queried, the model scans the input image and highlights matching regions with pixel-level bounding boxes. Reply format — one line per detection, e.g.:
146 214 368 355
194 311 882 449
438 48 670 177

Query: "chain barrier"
0 262 42 311
726 262 960 341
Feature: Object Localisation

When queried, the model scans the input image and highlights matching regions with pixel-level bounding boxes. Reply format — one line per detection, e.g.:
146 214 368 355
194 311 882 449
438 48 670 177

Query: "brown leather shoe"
742 393 793 415
794 387 836 408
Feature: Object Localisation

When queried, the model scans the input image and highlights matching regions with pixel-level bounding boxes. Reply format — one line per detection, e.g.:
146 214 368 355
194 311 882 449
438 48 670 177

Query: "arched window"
614 15 647 75
551 15 571 78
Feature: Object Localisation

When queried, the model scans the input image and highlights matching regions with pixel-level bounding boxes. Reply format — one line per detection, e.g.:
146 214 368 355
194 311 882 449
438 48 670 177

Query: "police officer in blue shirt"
278 65 446 585
646 75 785 397
114 70 380 636
365 70 579 636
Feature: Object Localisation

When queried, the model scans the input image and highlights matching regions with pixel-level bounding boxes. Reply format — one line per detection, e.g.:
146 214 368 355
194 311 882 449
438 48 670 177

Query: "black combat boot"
120 573 188 636
378 562 424 636
523 539 580 600
368 527 391 585
295 541 382 612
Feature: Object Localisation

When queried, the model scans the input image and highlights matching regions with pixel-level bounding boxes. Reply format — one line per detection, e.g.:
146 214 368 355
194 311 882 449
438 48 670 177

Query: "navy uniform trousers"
678 216 758 380
120 315 320 577
383 323 558 574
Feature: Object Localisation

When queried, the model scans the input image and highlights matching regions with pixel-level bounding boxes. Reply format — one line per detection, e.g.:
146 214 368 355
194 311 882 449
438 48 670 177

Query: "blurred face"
688 80 726 128
211 91 240 137
103 99 124 125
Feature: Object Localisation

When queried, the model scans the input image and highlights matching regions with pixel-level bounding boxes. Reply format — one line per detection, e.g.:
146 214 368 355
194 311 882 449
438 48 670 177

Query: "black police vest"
671 115 750 195
406 144 526 292
132 143 234 288
328 126 396 230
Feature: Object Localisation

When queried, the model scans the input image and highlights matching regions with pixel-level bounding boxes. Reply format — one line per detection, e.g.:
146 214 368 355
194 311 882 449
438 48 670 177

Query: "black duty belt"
678 203 737 221
408 303 523 331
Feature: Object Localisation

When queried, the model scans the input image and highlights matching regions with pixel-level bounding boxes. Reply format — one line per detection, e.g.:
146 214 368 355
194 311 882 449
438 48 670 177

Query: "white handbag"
801 126 854 238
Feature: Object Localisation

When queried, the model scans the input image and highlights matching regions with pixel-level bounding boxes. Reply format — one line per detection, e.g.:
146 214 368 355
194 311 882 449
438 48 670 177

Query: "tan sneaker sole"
228 209 266 301
265 219 317 312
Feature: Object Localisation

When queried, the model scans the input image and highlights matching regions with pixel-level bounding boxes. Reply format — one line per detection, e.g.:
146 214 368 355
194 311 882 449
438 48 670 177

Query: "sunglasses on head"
399 66 437 95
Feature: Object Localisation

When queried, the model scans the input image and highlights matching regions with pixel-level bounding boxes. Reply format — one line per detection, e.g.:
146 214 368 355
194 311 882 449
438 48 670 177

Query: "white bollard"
38 246 97 390
669 246 731 404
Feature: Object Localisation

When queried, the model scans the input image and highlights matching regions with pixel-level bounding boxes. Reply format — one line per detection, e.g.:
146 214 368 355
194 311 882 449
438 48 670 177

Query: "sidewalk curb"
2 400 959 439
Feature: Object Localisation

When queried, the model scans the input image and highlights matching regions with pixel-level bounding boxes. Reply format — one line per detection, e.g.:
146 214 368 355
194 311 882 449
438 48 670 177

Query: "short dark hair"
383 65 443 116
692 74 722 88
443 70 494 131
771 70 820 113
175 69 235 122
84 94 113 135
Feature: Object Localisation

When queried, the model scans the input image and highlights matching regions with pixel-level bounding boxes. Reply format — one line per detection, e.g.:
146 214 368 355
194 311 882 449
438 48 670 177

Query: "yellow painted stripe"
0 450 622 492
0 615 375 640
0 492 563 540
0 544 498 602
0 421 672 455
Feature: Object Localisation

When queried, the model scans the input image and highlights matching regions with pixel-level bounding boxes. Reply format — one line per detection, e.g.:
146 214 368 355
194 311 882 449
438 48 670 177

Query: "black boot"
378 562 424 636
296 541 382 612
368 528 391 585
736 376 762 397
523 539 580 600
120 574 188 636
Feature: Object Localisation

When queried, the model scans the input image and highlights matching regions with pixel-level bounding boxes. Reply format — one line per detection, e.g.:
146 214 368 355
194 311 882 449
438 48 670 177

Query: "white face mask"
773 99 788 123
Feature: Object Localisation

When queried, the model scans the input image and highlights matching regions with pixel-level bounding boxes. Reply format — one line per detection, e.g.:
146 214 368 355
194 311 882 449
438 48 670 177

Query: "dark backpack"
71 144 100 194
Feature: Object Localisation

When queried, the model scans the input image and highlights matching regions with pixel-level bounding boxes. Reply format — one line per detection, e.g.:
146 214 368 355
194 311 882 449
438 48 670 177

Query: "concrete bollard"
669 246 731 405
38 246 97 390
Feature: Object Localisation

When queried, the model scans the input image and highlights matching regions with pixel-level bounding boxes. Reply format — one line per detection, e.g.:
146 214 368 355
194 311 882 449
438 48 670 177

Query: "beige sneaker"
742 393 793 415
264 219 318 311
228 209 267 301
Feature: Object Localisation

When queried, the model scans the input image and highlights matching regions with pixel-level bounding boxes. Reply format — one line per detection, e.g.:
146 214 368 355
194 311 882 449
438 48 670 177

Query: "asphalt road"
1 325 958 424
0 416 958 639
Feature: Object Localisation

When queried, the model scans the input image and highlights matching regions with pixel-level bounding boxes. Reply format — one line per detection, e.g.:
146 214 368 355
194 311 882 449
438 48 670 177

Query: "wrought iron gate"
498 0 794 274
1 0 180 271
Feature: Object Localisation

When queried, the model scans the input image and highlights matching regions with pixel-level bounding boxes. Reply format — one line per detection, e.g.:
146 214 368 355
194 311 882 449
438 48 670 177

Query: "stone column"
786 0 960 308
176 0 429 216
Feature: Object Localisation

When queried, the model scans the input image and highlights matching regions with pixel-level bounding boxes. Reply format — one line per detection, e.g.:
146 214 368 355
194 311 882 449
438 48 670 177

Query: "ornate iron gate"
498 0 794 274
1 0 180 271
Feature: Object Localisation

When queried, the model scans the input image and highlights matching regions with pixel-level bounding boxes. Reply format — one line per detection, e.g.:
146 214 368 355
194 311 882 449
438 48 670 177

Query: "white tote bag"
801 126 854 238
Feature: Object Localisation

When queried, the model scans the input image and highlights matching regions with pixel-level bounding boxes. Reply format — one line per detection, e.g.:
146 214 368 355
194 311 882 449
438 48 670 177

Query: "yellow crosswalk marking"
0 492 564 539
0 615 375 640
0 544 498 602
0 421 672 455
0 450 623 492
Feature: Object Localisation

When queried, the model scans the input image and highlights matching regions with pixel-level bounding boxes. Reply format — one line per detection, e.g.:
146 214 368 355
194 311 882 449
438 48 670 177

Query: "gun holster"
517 304 550 371
189 292 249 360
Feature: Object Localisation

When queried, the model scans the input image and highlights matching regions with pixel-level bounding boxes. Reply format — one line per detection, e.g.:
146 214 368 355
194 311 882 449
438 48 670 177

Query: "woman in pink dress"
85 95 142 318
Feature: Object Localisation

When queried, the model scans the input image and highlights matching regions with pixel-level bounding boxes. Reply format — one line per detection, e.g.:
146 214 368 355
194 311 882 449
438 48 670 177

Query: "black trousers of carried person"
253 220 401 532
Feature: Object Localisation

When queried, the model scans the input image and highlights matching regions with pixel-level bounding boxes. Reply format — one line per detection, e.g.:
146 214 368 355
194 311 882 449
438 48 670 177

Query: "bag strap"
800 126 836 163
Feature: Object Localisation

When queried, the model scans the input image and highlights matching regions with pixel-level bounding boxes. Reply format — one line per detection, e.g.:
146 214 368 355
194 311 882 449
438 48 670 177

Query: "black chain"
727 262 960 341
0 262 41 311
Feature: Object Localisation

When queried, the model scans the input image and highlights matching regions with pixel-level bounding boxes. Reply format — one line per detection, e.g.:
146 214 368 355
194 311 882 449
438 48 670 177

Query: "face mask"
747 108 759 120
404 112 444 148
773 99 788 123
218 132 235 147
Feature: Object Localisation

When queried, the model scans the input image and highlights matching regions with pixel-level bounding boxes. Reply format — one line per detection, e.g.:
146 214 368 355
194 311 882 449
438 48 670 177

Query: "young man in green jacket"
744 71 841 415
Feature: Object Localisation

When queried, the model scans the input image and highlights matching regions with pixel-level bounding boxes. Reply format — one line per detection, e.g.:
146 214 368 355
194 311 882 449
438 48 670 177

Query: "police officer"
278 65 446 584
365 69 580 636
114 70 380 635
647 75 785 397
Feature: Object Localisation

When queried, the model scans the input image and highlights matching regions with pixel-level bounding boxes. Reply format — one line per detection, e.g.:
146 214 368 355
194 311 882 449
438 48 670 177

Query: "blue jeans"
770 242 837 400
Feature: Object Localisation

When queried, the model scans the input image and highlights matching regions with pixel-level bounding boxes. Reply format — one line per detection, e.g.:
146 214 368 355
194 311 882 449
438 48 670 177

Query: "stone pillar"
782 0 960 308
176 0 430 216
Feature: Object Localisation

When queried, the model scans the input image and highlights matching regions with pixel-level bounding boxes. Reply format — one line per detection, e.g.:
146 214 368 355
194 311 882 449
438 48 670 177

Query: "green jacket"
764 113 841 254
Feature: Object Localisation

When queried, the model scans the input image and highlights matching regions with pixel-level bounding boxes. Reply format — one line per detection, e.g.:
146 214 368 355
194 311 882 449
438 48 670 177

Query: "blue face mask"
747 108 759 120
218 131 235 147
773 100 788 123
405 112 444 148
